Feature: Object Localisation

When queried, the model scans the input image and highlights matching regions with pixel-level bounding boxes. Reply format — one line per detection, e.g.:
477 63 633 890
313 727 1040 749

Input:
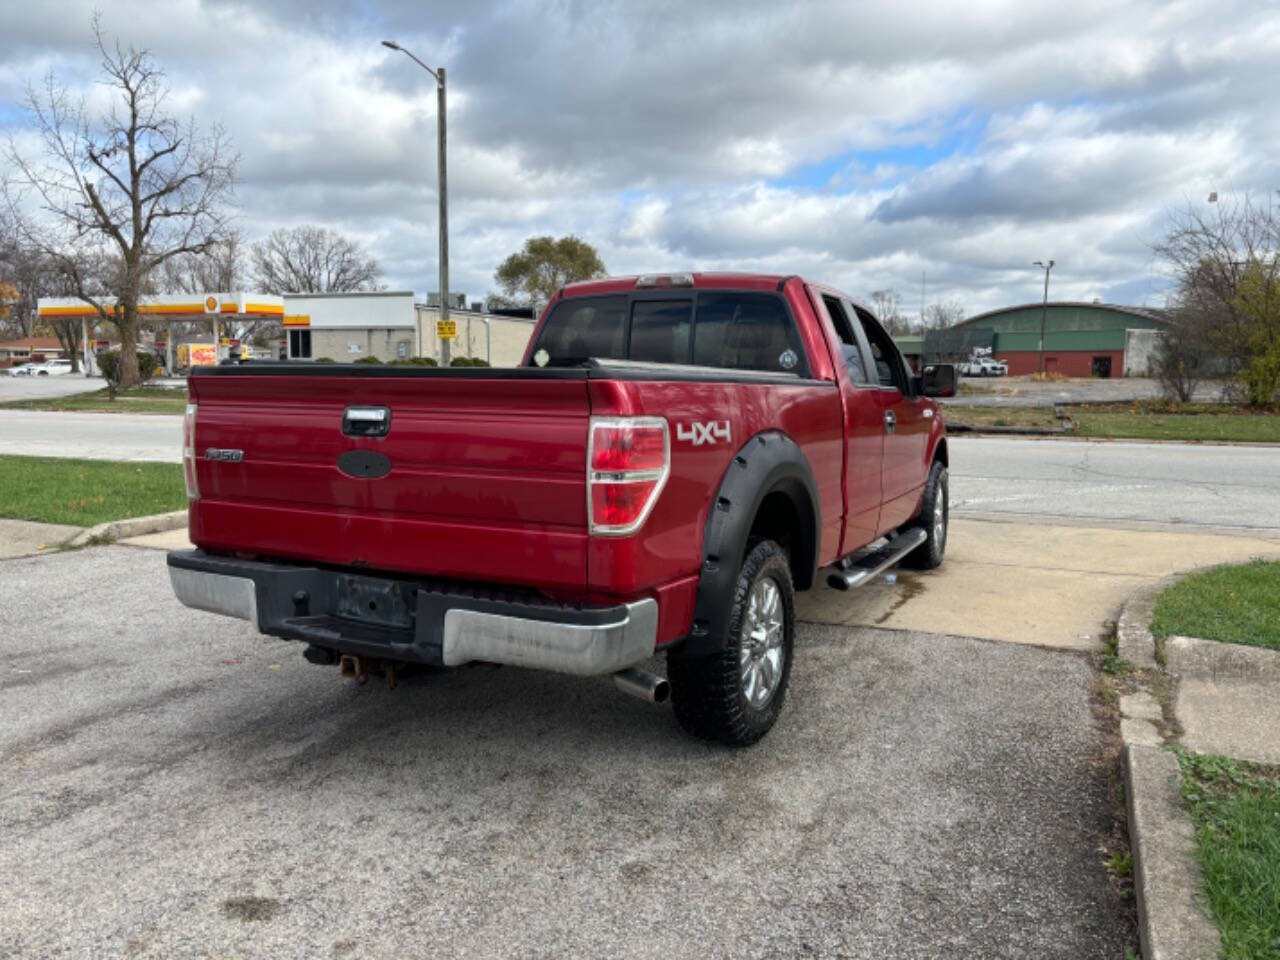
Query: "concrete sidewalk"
799 518 1280 652
0 518 81 559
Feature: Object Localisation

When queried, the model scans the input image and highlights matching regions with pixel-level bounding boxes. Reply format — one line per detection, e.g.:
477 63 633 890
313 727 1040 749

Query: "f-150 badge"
677 421 731 446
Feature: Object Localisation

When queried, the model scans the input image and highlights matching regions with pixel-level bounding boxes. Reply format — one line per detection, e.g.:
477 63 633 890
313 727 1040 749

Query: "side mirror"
919 363 957 398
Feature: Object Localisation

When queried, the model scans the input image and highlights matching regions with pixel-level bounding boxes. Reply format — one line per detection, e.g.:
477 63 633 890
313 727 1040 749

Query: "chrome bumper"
167 551 657 676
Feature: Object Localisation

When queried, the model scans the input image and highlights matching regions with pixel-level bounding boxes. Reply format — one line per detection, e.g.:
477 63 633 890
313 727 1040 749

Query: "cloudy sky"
3 0 1279 318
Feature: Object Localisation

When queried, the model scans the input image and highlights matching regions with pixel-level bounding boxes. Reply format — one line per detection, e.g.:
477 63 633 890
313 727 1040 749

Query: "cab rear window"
529 291 807 375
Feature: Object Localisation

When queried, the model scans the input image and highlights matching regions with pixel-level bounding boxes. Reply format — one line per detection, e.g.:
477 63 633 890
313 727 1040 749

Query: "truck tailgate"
187 371 590 593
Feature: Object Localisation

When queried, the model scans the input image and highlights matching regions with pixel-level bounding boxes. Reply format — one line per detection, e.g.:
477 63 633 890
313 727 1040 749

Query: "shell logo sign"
204 295 220 313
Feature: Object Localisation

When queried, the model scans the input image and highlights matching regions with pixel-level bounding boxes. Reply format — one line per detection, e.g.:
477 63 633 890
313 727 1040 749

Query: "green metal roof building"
913 302 1168 378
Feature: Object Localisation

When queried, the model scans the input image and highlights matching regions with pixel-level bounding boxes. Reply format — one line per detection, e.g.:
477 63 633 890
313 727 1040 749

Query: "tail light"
183 403 200 500
587 417 669 536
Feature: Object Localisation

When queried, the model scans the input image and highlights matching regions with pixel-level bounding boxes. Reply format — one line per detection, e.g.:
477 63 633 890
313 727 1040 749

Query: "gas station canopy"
37 293 284 321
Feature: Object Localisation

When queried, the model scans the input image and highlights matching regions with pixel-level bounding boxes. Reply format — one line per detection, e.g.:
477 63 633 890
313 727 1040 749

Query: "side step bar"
826 527 927 591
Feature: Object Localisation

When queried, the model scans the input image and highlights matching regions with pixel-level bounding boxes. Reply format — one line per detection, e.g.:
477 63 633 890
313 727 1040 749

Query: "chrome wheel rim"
740 576 785 708
933 482 947 548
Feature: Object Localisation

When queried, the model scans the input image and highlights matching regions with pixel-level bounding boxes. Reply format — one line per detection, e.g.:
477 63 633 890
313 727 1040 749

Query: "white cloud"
2 0 1279 314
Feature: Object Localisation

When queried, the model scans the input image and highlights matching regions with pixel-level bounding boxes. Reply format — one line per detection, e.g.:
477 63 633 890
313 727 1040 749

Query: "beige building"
414 306 537 367
281 291 537 366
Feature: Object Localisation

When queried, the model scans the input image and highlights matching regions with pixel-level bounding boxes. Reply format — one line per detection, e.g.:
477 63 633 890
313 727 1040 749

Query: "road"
3 407 1278 534
0 374 105 401
0 546 1132 959
0 409 181 462
950 436 1280 532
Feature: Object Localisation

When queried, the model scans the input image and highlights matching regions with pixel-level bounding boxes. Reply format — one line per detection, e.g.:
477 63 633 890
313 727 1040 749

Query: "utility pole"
1033 260 1055 374
382 40 450 364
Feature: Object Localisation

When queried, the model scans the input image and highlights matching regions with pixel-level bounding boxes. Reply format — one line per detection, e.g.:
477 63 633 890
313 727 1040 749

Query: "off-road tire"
901 459 948 570
667 539 796 746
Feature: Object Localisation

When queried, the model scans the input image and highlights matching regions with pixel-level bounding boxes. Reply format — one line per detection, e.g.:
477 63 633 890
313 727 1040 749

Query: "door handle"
884 410 896 435
343 406 392 438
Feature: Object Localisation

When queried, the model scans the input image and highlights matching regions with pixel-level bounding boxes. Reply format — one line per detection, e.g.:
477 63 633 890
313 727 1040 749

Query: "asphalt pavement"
0 546 1132 959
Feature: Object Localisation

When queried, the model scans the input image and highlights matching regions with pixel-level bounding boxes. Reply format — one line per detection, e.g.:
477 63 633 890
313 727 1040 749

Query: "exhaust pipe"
613 667 670 703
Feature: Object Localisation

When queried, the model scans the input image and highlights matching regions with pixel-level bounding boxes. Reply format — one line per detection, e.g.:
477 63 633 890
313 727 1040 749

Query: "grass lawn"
0 455 185 527
1073 403 1280 443
0 385 188 415
1151 560 1280 651
1177 751 1280 960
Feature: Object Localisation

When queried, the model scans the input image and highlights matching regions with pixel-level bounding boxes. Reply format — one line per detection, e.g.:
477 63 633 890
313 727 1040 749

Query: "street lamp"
382 39 451 364
1033 259 1054 375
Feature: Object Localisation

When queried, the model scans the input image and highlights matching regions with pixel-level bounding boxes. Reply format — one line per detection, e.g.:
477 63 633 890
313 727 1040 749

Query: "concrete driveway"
0 546 1132 959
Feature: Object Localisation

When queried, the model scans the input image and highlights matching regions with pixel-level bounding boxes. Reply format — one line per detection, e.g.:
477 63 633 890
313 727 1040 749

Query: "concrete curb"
944 422 1076 436
1124 744 1221 960
1115 574 1183 670
68 509 187 548
1164 633 1280 683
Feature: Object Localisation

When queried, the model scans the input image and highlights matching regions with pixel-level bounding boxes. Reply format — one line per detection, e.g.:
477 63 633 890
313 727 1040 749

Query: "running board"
826 527 927 591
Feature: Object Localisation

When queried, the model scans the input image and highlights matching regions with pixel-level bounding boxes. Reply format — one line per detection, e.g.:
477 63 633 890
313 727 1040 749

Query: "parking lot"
2 546 1131 959
5 408 1280 957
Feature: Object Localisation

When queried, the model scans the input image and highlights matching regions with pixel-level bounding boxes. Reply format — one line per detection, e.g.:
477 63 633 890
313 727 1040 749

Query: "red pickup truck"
169 273 953 744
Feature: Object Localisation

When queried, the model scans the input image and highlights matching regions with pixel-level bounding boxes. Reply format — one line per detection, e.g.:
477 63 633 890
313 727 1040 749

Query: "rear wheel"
901 460 948 569
668 540 796 746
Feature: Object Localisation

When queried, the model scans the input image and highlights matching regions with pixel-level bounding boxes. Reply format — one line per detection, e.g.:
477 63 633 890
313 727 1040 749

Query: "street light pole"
382 40 450 365
1033 259 1054 374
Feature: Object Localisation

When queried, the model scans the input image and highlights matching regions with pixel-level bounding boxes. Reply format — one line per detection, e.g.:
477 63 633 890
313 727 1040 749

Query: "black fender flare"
678 431 820 658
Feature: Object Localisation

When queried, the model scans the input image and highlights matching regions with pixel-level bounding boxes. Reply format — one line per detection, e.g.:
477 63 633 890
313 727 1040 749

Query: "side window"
629 300 692 364
692 293 808 375
853 307 907 392
821 295 871 386
528 295 627 366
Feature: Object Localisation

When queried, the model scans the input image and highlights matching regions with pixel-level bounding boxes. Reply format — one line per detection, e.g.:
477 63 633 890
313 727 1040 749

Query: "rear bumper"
167 550 657 675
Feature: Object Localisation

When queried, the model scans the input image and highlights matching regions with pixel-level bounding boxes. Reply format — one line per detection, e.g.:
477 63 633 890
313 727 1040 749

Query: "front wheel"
668 540 796 746
901 460 948 570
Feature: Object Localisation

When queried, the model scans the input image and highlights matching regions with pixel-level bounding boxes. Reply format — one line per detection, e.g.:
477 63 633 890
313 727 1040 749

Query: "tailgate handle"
343 406 392 438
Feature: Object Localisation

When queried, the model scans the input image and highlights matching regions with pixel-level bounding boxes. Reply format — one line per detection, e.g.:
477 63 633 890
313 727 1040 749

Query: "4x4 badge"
676 421 731 446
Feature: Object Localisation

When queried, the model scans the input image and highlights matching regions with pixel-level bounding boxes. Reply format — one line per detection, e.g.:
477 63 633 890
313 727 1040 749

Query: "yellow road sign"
437 319 458 340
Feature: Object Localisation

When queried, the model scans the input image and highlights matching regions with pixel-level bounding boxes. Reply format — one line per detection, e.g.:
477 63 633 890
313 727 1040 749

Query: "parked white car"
959 356 1008 377
12 359 73 376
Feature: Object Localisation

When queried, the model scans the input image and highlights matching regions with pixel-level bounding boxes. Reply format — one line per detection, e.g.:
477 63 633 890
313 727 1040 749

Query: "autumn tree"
250 225 382 293
492 236 606 314
1152 193 1280 406
2 19 236 390
0 228 90 369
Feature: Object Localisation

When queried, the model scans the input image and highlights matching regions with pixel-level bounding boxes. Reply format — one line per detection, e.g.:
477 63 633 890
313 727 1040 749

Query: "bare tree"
1152 193 1280 405
869 288 911 334
2 17 236 389
923 299 966 331
250 225 382 293
159 231 244 294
